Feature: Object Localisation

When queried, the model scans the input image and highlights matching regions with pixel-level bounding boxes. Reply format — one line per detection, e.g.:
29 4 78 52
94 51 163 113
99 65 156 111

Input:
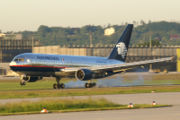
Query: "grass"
0 79 54 91
0 98 170 116
1 72 180 99
1 85 180 99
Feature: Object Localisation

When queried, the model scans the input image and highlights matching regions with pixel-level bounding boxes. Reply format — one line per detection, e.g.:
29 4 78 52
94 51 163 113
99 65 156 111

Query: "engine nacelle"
21 75 43 82
28 77 42 82
75 69 115 81
75 69 93 81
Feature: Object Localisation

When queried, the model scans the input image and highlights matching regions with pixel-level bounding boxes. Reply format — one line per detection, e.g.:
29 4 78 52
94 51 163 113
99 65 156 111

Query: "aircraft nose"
9 61 16 66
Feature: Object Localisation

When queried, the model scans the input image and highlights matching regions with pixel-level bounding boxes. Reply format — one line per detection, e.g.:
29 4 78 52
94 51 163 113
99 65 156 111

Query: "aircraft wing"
61 57 173 73
90 57 173 72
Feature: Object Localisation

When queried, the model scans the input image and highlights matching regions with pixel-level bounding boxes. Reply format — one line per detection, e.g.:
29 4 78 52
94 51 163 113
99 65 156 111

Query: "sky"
0 0 180 32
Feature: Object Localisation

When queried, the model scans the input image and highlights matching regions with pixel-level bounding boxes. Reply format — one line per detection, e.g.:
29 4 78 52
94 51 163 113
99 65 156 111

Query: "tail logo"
116 42 127 58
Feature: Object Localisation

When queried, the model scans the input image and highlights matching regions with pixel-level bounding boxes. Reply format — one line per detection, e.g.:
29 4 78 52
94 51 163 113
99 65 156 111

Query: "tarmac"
0 92 180 120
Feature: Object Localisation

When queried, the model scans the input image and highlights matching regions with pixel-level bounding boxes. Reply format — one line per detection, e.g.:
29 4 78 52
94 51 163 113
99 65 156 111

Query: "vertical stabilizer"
108 24 133 62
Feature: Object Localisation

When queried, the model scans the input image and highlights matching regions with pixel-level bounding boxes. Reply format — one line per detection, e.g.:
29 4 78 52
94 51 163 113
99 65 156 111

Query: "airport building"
0 42 179 75
0 36 39 75
0 33 40 62
0 39 33 62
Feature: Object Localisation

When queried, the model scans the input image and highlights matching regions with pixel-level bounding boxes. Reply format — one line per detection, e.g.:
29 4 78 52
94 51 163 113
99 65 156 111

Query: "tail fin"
108 24 133 62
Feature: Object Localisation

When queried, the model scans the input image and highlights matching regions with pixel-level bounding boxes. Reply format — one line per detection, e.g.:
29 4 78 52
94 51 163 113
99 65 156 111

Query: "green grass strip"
1 85 180 99
0 98 170 116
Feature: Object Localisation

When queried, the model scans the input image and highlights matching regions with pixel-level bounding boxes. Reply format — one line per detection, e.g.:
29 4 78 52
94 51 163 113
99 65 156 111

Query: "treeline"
21 21 180 46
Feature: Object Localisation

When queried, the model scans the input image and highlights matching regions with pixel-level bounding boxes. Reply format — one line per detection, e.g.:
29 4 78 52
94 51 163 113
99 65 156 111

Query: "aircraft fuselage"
10 53 123 77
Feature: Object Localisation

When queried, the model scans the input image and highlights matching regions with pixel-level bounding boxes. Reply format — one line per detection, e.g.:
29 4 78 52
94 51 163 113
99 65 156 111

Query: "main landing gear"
53 77 65 89
85 82 96 88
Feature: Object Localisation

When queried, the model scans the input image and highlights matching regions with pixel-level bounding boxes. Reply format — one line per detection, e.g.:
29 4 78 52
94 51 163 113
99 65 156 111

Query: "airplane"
9 24 173 89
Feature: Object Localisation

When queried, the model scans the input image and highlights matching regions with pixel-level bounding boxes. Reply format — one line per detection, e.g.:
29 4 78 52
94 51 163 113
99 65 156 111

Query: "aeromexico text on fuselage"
10 53 124 72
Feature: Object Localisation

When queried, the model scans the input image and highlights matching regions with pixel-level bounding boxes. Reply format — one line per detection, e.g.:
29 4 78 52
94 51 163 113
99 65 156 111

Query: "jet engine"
28 77 43 82
21 75 43 82
75 69 115 81
75 69 93 81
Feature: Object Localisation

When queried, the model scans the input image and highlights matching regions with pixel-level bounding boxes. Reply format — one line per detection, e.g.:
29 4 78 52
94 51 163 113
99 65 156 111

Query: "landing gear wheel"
53 83 57 89
60 83 65 89
57 83 65 89
92 82 96 87
90 82 96 88
20 81 26 86
53 83 65 89
85 83 90 88
85 83 96 88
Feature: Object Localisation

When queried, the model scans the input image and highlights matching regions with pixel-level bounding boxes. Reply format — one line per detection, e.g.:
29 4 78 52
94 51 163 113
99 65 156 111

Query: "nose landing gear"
20 80 26 86
20 75 30 86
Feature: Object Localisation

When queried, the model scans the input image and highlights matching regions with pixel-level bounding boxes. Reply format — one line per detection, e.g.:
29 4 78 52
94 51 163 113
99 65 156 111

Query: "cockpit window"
14 59 18 62
14 58 24 62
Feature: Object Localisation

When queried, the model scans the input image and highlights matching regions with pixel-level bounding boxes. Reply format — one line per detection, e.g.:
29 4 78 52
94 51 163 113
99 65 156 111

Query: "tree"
140 20 146 25
19 21 180 46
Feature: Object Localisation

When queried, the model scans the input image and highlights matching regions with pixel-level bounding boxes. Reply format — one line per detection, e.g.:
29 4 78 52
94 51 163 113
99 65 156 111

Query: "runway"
0 106 180 120
1 92 180 120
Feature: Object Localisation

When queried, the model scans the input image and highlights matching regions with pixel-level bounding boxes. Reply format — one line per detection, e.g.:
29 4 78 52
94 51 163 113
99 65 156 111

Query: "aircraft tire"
92 82 96 87
60 83 65 89
89 83 96 88
54 83 65 89
53 83 57 89
85 83 90 88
